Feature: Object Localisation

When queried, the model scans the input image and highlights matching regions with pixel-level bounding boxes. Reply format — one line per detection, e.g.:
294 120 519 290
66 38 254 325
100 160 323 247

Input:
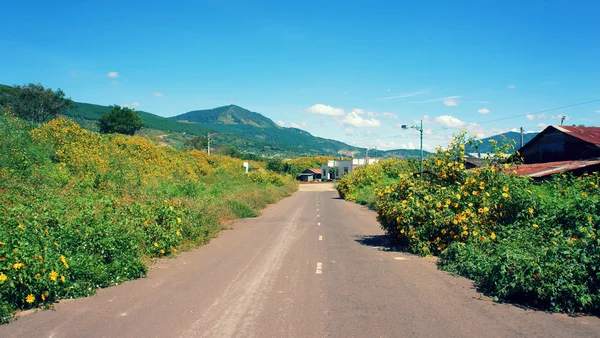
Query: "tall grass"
0 114 297 323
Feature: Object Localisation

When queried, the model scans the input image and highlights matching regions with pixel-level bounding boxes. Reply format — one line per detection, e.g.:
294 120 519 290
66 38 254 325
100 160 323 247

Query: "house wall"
522 129 600 163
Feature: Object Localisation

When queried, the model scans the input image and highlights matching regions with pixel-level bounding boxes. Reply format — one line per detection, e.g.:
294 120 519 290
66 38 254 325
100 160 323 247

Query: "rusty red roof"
306 168 322 174
511 159 600 178
554 126 600 146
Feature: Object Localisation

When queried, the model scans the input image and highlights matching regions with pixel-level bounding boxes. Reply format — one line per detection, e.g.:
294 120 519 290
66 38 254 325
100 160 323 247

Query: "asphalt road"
2 183 600 337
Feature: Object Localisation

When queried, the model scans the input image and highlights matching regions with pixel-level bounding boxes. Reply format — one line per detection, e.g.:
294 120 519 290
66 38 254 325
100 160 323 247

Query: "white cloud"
367 111 379 118
353 108 366 115
153 92 164 97
443 97 460 106
276 120 285 127
376 90 427 101
412 115 432 125
123 102 141 108
508 84 516 89
344 128 355 136
465 123 486 138
290 122 308 129
434 115 466 128
106 71 119 78
339 109 381 128
411 95 460 105
382 112 398 119
111 80 118 85
526 113 549 120
536 123 548 129
477 108 490 114
305 104 345 116
595 110 600 113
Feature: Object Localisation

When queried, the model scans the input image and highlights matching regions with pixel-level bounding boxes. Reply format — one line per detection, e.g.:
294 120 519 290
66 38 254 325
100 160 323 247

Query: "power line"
350 98 600 144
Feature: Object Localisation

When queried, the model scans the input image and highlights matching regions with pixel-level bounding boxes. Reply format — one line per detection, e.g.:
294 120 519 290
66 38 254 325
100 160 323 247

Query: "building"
511 125 600 179
517 125 600 164
321 158 380 180
296 168 322 182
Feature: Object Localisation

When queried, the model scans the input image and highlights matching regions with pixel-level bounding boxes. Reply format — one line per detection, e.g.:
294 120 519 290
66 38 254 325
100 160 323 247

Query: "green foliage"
184 135 208 151
98 105 144 135
0 113 297 323
338 131 600 314
266 159 285 174
1 84 74 123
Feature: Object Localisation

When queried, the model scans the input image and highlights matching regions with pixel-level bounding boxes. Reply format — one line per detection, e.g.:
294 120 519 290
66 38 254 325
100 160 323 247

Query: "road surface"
2 183 599 337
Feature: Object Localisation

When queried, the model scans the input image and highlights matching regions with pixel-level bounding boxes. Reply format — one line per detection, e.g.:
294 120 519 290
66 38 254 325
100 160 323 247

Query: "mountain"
467 131 539 154
1 83 428 158
171 105 370 156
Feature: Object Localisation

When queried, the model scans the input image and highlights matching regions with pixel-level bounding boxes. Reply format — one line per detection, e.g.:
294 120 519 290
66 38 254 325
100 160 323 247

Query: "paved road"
2 183 600 337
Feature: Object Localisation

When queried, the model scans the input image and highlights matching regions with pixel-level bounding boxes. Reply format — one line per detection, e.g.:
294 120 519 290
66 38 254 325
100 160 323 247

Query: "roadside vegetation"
337 132 599 314
0 111 297 323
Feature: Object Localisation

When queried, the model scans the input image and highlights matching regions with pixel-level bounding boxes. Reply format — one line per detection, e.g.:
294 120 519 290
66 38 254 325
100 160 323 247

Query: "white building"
321 158 379 180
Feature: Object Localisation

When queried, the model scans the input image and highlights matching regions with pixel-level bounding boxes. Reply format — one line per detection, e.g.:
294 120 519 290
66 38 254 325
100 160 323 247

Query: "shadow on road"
354 234 412 253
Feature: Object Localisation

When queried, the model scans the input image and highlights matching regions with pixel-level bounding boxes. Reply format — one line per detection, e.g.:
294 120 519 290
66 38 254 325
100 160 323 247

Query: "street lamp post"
401 120 423 179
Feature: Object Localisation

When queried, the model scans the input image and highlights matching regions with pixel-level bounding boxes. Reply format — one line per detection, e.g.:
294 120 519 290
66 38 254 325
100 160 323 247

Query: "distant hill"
171 105 369 156
467 131 539 154
1 84 428 158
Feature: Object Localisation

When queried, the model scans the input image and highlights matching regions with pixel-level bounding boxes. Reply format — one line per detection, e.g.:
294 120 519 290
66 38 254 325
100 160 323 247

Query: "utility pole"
207 132 218 156
520 127 524 148
207 133 211 156
365 148 369 166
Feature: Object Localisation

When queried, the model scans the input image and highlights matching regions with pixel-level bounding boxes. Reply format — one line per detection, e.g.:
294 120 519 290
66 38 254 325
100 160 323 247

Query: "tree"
3 83 74 123
184 135 209 151
266 159 285 173
98 105 143 135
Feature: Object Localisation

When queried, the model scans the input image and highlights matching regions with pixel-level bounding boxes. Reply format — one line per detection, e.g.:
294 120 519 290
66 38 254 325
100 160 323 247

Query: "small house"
517 126 600 164
297 168 322 182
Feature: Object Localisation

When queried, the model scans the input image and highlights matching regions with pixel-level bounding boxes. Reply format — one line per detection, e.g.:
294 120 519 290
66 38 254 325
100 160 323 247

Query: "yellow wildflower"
60 275 66 283
41 293 48 301
490 232 496 240
0 273 6 282
502 193 510 198
153 242 159 247
49 271 58 281
17 224 25 230
13 262 24 269
502 186 509 192
532 224 539 228
60 255 69 269
177 217 181 223
26 294 35 304
528 208 534 214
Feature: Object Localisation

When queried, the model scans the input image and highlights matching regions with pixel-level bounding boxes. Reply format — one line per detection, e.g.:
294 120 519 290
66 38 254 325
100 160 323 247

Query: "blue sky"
2 0 599 151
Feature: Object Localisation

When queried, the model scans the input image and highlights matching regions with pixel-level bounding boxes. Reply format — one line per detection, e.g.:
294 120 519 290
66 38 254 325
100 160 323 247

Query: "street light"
207 132 218 156
401 120 423 179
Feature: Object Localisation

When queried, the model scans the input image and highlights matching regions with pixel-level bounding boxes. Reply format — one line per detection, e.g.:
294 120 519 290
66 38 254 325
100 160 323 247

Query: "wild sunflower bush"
338 131 600 314
0 114 297 323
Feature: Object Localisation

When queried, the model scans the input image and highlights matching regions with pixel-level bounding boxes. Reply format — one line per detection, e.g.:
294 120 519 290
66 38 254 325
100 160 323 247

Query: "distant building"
320 158 380 180
296 168 322 182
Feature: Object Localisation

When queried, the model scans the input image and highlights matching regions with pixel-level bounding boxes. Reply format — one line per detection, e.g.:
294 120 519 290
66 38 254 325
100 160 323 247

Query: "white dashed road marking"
319 236 323 241
394 257 407 261
316 262 323 274
318 222 321 226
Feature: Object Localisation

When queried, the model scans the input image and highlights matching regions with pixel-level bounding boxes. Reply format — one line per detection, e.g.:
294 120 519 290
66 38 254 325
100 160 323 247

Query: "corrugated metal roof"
511 159 600 178
306 168 322 174
554 126 600 146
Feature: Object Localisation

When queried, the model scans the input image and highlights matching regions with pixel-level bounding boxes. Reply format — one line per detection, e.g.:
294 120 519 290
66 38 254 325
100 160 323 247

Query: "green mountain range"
1 84 427 158
467 131 539 154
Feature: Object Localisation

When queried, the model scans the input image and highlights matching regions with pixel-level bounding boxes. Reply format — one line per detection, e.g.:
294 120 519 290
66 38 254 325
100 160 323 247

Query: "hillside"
467 131 539 154
171 105 368 156
1 84 426 158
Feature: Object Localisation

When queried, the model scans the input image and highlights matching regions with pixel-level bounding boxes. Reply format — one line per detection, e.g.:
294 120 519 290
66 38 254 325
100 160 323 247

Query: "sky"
1 0 599 151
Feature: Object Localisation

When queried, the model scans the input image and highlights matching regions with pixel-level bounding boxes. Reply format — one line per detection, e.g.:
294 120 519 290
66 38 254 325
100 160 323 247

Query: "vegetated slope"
171 105 366 156
66 102 212 135
0 113 297 323
467 131 538 154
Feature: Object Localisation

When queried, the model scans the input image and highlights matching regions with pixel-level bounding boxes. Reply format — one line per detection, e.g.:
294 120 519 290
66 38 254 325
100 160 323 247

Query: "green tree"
184 135 209 151
98 105 144 135
2 83 74 123
266 159 285 173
